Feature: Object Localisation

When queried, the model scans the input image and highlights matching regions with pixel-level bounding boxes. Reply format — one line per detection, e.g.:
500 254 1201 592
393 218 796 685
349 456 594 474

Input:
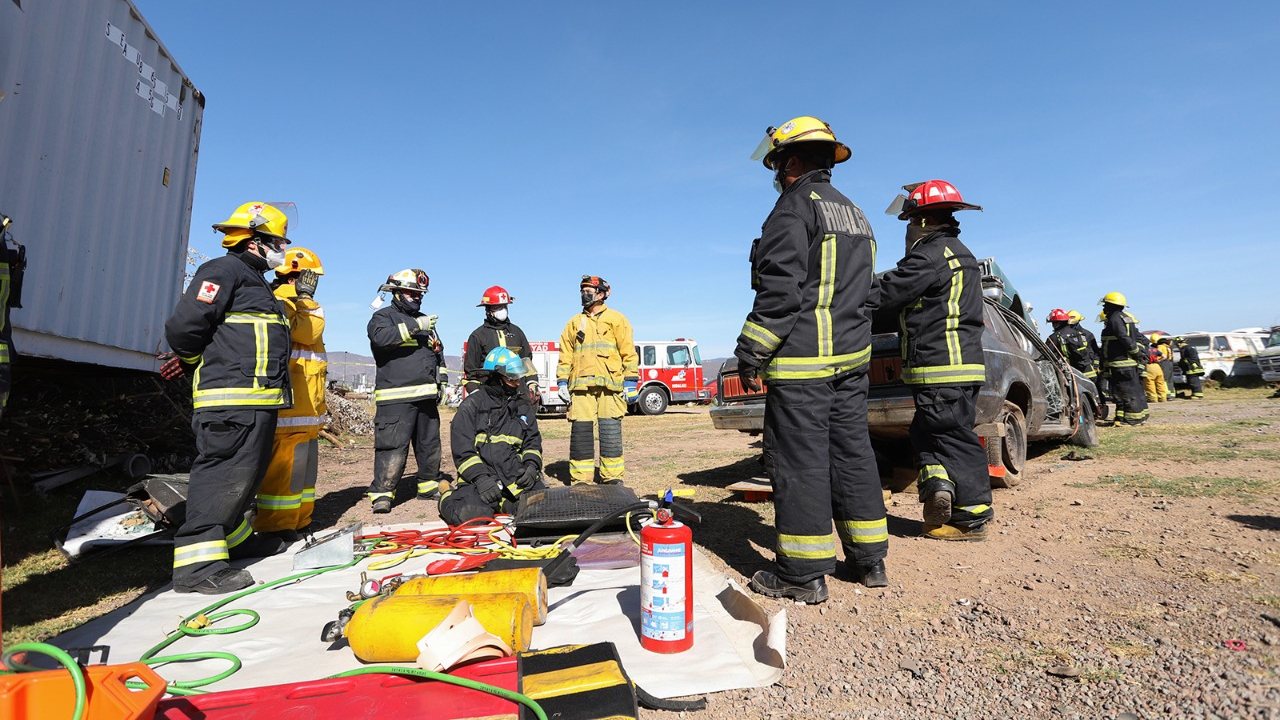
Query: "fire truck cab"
529 338 709 416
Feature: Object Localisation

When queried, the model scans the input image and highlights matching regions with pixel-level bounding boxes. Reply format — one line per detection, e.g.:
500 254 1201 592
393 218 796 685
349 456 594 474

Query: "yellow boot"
922 523 988 542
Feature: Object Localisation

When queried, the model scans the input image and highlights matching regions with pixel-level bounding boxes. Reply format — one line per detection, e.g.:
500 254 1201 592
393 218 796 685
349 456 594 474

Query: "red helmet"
1047 308 1071 323
478 285 512 306
896 179 983 220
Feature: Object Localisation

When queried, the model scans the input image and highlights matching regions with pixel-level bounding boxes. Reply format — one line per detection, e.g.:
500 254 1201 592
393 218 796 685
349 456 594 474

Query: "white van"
1254 326 1280 383
1173 329 1268 384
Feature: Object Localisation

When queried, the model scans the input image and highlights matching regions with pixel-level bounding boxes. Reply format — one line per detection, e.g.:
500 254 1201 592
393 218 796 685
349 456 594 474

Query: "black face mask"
393 293 422 314
581 289 597 308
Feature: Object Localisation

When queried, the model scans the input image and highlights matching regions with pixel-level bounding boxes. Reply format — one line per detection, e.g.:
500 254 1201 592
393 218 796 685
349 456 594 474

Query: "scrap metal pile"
324 387 374 436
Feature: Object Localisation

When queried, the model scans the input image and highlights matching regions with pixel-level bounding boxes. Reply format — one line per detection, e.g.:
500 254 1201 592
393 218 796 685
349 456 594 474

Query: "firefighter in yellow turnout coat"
254 248 327 539
557 276 639 483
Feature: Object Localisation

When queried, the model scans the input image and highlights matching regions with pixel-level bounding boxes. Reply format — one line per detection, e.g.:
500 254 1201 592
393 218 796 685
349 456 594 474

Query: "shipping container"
0 0 204 370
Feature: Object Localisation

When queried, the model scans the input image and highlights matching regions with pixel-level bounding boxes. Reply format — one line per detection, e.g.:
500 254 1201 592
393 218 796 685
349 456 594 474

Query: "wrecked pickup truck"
710 260 1099 487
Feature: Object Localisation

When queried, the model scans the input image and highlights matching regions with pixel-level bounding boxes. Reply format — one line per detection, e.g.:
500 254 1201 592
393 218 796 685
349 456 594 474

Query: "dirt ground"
306 394 1280 719
5 391 1279 718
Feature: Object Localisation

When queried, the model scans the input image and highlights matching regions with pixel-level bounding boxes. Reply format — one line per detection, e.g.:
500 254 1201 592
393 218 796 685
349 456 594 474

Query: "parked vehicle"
1170 329 1268 385
711 260 1099 486
529 338 711 416
1255 326 1280 383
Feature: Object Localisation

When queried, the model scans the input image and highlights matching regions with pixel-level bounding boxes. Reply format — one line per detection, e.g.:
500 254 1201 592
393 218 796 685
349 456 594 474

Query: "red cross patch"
196 281 221 304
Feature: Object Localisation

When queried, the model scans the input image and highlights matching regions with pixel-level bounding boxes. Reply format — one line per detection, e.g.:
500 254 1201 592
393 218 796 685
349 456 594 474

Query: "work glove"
624 378 639 402
558 381 571 403
157 352 189 380
295 269 319 299
738 363 762 392
474 475 502 506
516 462 540 490
526 381 540 407
415 314 438 333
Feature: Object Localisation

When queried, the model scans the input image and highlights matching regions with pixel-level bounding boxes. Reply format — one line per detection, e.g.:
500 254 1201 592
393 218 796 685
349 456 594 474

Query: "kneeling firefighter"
440 347 545 525
367 269 447 513
874 180 994 542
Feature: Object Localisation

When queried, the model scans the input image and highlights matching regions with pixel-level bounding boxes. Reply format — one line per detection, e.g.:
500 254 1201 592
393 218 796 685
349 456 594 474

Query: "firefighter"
0 213 24 421
367 268 447 513
873 180 993 542
1175 335 1206 399
253 248 327 541
1069 309 1107 418
1143 340 1167 402
440 347 545 526
1046 308 1098 380
462 285 538 404
1097 292 1149 425
1155 334 1176 401
736 116 887 603
556 275 639 484
161 202 294 594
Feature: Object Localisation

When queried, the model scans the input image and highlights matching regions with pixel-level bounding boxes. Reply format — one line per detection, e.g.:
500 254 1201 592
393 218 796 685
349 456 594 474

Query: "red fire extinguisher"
640 502 694 653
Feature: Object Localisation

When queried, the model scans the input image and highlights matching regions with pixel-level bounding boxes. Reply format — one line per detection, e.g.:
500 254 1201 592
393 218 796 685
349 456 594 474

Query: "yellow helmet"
1066 310 1085 325
1099 291 1127 307
380 268 429 294
274 247 324 277
750 116 852 170
213 202 291 248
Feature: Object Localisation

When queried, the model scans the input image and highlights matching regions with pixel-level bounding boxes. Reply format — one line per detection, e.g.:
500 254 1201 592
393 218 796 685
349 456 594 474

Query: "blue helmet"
483 347 528 379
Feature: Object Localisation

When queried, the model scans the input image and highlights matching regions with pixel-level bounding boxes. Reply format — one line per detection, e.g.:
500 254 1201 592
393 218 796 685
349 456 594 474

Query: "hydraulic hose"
2 642 87 720
330 666 547 720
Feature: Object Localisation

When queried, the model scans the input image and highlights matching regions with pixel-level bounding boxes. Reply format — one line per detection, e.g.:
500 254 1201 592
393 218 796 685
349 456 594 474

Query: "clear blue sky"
136 1 1279 359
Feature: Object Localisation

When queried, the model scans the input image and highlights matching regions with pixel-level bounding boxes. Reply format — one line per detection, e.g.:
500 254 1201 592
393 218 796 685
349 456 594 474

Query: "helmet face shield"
750 130 777 166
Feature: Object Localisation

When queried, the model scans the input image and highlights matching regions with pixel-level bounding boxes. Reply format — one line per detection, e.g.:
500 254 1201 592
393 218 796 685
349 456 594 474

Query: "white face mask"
264 247 286 269
490 308 509 322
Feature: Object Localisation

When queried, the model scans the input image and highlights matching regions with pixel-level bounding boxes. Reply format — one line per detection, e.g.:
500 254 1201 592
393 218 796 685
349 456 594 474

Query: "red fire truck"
530 339 710 416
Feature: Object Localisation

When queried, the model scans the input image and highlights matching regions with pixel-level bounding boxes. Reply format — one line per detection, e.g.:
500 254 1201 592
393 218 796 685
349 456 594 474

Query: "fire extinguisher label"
641 542 687 641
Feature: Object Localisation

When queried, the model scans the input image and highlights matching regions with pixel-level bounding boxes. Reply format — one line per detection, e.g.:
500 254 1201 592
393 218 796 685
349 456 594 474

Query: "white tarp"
48 523 785 700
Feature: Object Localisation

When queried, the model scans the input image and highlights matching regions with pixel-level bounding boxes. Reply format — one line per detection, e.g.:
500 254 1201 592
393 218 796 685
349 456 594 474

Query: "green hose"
2 642 87 720
330 666 547 720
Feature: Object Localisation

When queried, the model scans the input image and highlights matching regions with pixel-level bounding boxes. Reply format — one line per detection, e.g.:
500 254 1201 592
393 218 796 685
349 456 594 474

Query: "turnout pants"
440 475 547 527
764 370 886 584
1186 373 1204 399
369 400 441 501
1159 359 1175 399
173 408 277 586
910 385 994 529
1143 363 1166 402
0 355 9 421
254 428 319 533
567 388 626 483
1108 366 1149 423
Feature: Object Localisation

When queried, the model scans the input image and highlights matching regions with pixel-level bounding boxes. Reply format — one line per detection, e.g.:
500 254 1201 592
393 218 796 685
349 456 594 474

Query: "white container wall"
0 0 204 370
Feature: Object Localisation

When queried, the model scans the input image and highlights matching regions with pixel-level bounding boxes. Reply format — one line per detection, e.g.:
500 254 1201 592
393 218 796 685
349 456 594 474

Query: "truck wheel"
991 401 1027 487
637 387 668 416
1069 400 1100 448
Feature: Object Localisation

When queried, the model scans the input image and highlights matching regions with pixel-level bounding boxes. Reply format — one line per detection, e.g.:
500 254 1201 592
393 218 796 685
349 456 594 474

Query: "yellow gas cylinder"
345 592 534 663
396 568 548 625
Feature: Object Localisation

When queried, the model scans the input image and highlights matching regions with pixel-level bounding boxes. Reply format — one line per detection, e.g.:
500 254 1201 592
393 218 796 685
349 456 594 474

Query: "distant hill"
328 350 463 389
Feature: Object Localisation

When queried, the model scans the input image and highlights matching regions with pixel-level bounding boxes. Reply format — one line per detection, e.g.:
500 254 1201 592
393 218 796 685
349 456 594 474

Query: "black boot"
372 496 392 514
856 560 889 588
749 570 828 604
229 533 287 560
175 567 254 595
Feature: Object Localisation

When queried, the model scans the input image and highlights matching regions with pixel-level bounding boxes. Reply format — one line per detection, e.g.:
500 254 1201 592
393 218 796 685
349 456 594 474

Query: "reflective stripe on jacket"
1178 344 1205 376
165 253 292 411
1049 325 1097 377
873 229 986 387
557 305 638 392
275 284 327 430
368 304 445 405
1101 311 1143 368
734 169 877 384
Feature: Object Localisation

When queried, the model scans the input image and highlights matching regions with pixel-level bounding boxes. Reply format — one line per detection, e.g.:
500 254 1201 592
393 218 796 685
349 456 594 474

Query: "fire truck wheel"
637 386 668 416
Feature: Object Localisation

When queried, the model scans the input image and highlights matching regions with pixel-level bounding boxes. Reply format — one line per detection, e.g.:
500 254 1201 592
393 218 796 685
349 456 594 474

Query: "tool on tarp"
294 522 363 570
50 474 190 562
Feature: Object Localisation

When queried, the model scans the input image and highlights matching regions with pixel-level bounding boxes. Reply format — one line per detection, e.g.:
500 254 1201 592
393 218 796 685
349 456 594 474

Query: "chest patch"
196 281 221 304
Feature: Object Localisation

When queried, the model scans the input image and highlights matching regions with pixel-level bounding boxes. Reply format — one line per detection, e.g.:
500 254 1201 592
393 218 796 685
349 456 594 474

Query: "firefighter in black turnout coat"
162 202 295 594
1098 292 1149 425
873 180 994 542
367 269 447 513
462 284 537 403
1176 335 1205 399
440 347 545 526
1046 308 1098 380
735 116 888 604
